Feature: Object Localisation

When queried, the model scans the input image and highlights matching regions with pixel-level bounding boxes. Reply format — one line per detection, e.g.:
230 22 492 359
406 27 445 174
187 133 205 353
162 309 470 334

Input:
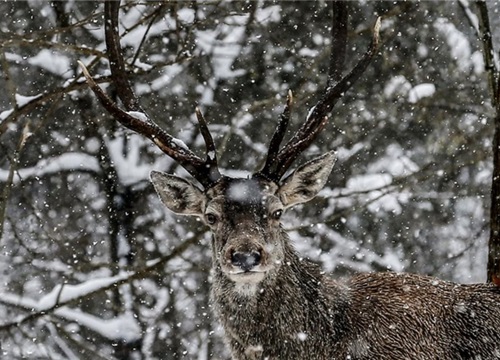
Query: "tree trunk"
476 0 500 284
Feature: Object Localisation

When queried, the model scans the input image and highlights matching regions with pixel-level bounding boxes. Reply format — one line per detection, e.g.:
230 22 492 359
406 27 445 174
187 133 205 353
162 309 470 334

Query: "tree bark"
475 1 500 284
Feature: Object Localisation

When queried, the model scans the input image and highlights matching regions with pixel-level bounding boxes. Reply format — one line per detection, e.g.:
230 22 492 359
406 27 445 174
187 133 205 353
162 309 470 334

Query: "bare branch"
0 121 31 242
474 1 500 285
0 233 200 332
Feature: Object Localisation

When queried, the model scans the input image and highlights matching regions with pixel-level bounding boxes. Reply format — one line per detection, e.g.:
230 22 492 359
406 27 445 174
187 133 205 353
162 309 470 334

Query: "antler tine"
259 90 293 177
80 0 221 188
104 1 141 112
261 4 381 181
195 107 222 182
79 61 215 186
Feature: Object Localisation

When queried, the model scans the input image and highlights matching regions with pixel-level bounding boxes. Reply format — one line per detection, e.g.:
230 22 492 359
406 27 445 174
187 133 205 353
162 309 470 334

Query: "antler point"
287 89 294 106
77 60 91 80
373 16 382 45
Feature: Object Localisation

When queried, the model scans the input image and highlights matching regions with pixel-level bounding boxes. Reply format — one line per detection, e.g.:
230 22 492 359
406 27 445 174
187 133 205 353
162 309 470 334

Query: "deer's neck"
211 237 351 357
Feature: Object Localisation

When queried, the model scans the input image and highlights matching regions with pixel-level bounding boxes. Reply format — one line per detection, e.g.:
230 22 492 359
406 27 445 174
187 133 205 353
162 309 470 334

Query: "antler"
79 0 221 188
258 3 381 181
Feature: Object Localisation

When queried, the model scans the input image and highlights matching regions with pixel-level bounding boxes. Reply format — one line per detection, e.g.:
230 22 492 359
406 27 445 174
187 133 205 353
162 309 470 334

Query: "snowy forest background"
1 1 500 359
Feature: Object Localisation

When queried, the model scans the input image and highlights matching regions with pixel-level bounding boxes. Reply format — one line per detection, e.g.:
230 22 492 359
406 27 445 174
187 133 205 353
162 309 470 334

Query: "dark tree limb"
475 0 500 285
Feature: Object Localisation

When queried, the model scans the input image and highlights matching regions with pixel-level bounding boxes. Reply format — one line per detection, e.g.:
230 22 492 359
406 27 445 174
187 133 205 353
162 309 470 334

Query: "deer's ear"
150 171 205 216
278 151 336 208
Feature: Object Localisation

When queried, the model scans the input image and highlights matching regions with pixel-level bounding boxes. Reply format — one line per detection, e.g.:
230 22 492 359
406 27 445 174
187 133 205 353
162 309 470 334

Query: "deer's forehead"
206 178 280 209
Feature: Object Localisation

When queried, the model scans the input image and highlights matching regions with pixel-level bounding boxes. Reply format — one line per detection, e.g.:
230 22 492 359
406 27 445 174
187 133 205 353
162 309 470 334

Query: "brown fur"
151 154 500 359
212 232 500 360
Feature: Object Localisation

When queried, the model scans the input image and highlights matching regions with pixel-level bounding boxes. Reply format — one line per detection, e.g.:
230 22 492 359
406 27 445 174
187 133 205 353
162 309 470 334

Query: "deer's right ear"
150 171 205 216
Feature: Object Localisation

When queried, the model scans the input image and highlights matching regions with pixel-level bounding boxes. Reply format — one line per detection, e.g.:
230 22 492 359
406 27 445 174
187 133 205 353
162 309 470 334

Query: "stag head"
150 152 335 285
79 1 379 287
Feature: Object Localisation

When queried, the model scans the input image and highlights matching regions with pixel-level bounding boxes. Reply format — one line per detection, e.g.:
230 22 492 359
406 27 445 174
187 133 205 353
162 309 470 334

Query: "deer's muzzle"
231 250 262 272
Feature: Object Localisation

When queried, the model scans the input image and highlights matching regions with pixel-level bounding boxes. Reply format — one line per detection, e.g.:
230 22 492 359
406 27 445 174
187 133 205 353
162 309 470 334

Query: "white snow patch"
105 135 158 186
408 83 436 103
297 332 308 341
346 174 392 193
207 150 216 160
227 182 254 202
0 108 14 121
15 93 42 107
0 152 101 184
120 6 172 49
1 283 140 342
84 137 101 153
384 75 411 98
177 8 195 24
37 273 132 311
28 49 71 77
470 50 485 75
146 64 183 93
126 111 149 122
298 48 318 57
195 16 248 79
59 310 141 342
172 138 189 151
368 144 419 177
255 5 281 23
434 17 472 72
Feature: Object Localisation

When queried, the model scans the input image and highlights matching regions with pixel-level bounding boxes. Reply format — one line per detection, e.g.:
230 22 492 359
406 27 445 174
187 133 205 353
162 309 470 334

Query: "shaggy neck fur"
210 233 351 359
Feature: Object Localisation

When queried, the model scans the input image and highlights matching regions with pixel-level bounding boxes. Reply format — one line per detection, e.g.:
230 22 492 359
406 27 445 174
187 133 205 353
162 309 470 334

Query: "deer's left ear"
150 171 205 216
278 151 336 208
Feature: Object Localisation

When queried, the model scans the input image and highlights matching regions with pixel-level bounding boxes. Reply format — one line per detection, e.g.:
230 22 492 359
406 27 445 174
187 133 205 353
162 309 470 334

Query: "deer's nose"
231 250 261 272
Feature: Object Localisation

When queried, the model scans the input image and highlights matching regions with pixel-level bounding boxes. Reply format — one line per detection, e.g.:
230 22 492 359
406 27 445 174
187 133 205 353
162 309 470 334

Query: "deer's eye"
272 209 283 220
205 213 218 225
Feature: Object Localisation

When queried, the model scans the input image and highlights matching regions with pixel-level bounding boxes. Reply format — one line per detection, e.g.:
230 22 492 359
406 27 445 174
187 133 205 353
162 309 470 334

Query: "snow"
58 310 141 342
139 63 183 94
298 48 319 57
105 134 157 186
177 8 195 24
120 6 173 50
207 150 216 160
0 273 141 342
28 49 72 78
434 17 472 72
0 152 101 184
384 75 411 98
37 273 131 311
297 332 308 341
172 137 189 151
255 5 281 23
195 22 247 79
368 144 419 177
15 93 42 107
126 111 149 122
0 108 14 121
408 83 436 103
227 181 255 203
346 173 392 193
2 2 498 357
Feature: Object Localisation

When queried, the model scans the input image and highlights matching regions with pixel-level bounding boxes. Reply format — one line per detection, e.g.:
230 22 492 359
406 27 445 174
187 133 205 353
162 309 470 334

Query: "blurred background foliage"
0 1 499 359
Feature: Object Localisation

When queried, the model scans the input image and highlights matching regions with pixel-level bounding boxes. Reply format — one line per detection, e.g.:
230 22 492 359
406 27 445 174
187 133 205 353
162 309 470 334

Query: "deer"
79 1 500 359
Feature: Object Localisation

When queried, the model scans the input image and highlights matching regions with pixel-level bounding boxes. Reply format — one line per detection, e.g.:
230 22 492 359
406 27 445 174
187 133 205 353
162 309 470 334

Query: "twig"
0 121 32 242
0 233 200 332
